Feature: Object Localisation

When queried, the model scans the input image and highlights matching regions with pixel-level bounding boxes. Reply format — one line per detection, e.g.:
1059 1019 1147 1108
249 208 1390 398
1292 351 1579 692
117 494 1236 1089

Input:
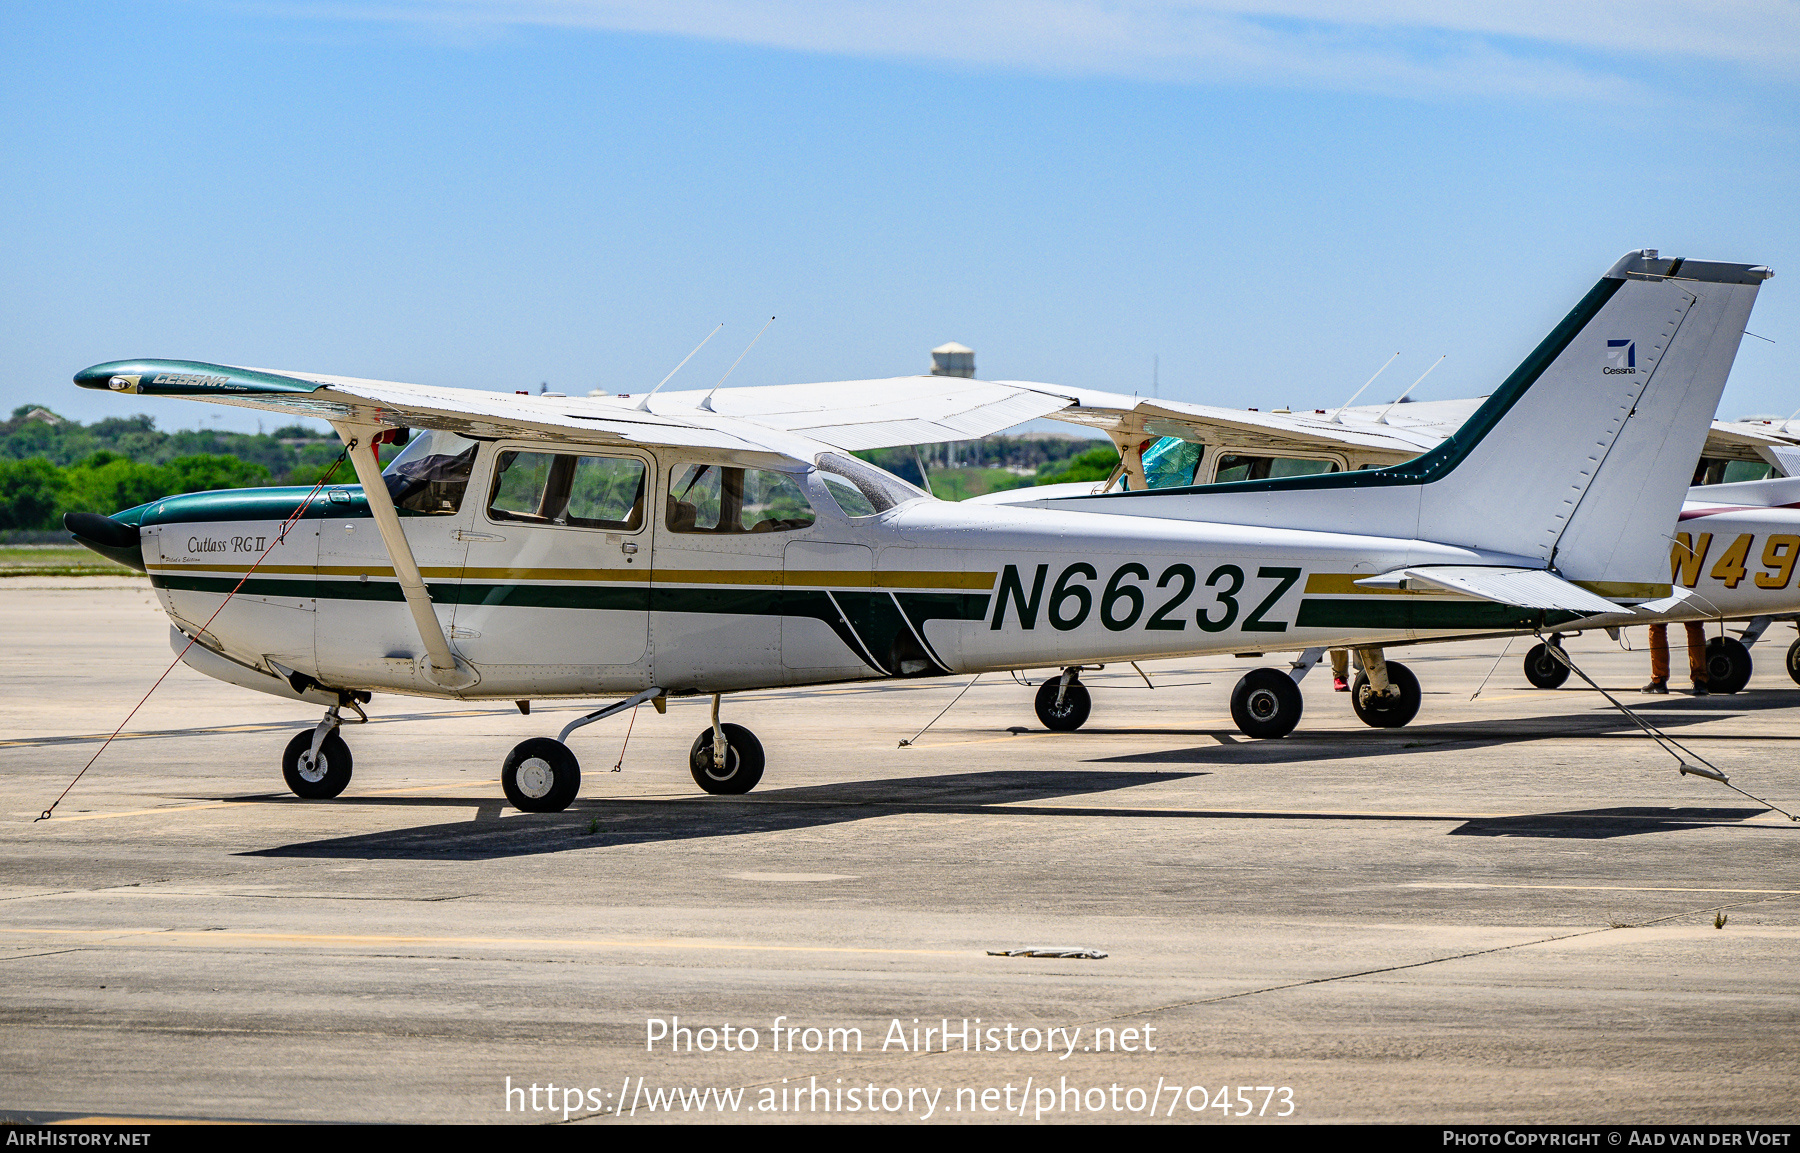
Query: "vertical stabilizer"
1054 250 1771 593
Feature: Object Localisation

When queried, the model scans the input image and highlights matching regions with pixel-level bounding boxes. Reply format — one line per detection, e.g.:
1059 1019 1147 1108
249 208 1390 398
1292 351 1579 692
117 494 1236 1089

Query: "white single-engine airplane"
68 249 1767 811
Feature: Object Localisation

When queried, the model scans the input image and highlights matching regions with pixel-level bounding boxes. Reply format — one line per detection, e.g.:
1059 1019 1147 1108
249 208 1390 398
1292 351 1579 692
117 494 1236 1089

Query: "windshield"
382 429 479 514
813 452 927 514
1142 436 1203 489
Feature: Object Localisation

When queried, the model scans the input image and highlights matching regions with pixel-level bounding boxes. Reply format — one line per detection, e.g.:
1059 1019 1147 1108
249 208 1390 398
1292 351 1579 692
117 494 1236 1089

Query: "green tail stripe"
1295 599 1584 631
1076 275 1626 500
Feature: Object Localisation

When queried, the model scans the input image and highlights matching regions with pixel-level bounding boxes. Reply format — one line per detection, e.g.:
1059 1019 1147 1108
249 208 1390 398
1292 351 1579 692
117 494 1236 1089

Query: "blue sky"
3 1 1796 435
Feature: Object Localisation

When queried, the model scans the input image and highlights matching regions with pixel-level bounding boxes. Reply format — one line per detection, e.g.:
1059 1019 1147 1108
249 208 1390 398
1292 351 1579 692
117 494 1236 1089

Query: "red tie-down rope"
36 449 353 822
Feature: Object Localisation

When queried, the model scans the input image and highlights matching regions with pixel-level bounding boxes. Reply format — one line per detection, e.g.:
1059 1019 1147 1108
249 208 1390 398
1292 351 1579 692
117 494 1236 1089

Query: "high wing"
77 360 786 454
1021 390 1470 458
74 360 1088 458
1014 387 1795 480
622 376 1076 451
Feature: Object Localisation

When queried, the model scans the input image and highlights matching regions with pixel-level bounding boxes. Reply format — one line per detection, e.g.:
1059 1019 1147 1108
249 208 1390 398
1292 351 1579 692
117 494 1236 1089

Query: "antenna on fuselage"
1376 355 1446 424
1330 352 1399 423
700 317 776 412
637 323 724 411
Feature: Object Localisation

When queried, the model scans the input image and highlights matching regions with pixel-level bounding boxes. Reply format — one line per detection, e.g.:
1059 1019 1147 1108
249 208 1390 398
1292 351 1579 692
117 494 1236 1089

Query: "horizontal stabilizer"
1633 587 1699 615
1356 567 1621 613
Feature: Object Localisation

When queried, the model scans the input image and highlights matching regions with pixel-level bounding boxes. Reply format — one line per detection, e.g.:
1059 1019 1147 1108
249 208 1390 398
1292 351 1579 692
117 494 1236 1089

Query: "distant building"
20 407 62 425
930 342 975 378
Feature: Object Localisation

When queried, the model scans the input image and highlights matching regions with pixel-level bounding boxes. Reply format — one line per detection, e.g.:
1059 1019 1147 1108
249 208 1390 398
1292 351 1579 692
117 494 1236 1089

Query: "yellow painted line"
905 731 1054 749
1404 882 1800 895
1 927 966 957
51 1118 232 1127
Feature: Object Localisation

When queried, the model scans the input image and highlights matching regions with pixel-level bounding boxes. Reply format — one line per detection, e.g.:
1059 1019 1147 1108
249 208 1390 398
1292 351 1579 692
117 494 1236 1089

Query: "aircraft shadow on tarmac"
1446 805 1770 840
240 770 1205 861
1094 705 1730 768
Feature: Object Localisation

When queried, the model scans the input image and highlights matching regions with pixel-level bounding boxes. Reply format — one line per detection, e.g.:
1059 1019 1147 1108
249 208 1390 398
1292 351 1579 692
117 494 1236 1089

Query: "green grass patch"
0 545 139 577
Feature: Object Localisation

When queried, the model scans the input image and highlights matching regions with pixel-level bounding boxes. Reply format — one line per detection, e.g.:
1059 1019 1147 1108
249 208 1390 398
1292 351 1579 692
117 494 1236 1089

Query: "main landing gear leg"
1350 646 1422 728
1229 665 1304 738
282 700 361 799
688 693 765 795
1224 648 1326 740
1523 634 1571 689
501 687 663 812
1034 667 1093 731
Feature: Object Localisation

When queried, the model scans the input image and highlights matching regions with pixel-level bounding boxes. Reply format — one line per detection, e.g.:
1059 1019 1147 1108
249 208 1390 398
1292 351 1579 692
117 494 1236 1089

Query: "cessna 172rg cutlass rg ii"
66 249 1767 810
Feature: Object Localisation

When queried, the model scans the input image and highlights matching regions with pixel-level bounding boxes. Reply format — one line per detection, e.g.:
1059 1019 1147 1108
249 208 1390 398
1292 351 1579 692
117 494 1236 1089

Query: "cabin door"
449 444 654 695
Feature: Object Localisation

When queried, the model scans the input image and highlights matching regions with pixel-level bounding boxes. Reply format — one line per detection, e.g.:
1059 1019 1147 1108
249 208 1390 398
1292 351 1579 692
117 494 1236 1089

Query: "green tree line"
0 406 1122 532
1 406 344 531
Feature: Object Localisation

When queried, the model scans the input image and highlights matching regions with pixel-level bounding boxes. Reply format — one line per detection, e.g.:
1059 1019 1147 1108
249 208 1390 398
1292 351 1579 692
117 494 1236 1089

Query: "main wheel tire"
1787 637 1800 687
1229 668 1304 739
282 729 353 799
1034 677 1093 732
1704 636 1752 695
1522 641 1571 689
689 723 765 795
502 737 582 812
1351 661 1422 728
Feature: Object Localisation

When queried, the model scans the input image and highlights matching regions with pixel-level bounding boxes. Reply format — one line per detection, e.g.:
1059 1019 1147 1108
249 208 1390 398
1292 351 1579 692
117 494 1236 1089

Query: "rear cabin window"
487 450 646 530
667 464 815 534
1212 454 1340 484
1694 457 1776 485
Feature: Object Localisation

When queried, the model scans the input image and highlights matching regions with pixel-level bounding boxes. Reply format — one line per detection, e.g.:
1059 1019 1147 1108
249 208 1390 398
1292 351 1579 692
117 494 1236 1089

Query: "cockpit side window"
488 450 646 530
381 429 479 514
667 464 816 534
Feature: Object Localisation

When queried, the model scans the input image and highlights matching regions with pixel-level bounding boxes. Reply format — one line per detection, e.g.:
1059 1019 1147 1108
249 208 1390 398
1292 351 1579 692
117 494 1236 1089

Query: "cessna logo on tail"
1605 339 1637 374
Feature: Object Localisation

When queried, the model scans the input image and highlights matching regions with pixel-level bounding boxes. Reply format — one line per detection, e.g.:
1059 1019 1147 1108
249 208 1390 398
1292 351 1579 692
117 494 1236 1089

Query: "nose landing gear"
280 697 367 799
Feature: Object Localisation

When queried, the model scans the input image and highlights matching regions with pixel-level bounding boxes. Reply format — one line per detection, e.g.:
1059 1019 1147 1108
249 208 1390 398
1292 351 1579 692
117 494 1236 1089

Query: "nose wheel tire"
503 738 582 812
282 730 353 799
1034 678 1092 732
1350 661 1422 728
1229 668 1304 739
689 723 765 795
1522 641 1571 689
1704 637 1752 695
1786 637 1800 687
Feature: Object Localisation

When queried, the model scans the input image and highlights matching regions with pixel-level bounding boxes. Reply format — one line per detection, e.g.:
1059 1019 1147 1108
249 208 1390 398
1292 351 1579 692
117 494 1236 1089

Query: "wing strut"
333 421 478 690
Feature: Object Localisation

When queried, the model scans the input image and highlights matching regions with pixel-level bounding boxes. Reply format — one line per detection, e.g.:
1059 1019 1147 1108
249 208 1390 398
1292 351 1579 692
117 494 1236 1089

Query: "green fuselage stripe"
1294 598 1583 631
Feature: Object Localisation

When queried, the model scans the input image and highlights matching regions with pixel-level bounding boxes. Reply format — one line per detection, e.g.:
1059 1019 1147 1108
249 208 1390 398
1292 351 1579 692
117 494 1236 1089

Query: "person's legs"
1644 623 1670 692
1330 649 1349 691
1684 621 1708 693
